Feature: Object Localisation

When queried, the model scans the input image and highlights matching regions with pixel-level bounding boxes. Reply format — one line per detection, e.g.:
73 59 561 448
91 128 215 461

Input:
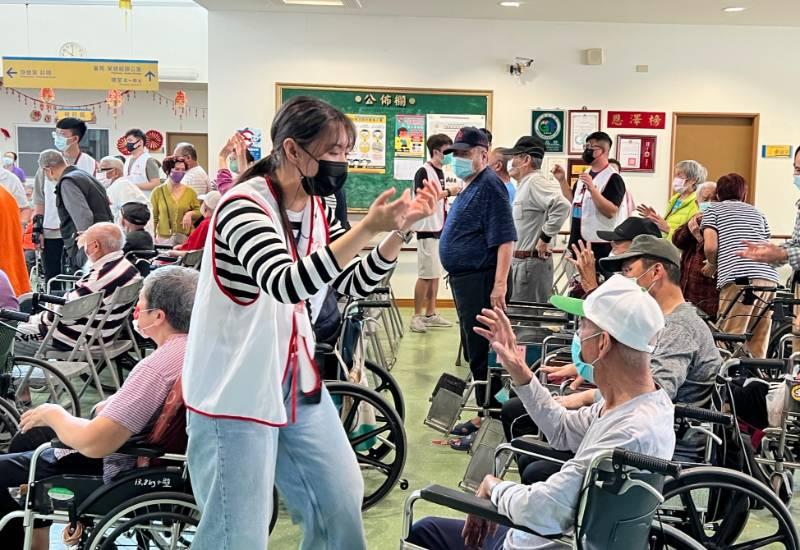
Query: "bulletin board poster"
395 114 425 158
531 110 565 153
347 114 387 174
426 114 487 150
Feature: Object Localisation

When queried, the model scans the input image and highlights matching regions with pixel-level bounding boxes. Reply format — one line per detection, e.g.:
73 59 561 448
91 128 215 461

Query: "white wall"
206 11 800 300
0 4 209 82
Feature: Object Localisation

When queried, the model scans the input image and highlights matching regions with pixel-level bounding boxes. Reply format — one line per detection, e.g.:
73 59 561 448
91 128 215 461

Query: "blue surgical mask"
53 135 68 152
571 332 602 384
440 153 453 166
698 201 711 213
229 159 239 174
452 156 475 180
794 175 800 192
2 157 13 167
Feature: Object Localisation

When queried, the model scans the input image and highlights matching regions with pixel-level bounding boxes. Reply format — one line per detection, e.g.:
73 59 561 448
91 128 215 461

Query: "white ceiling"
196 0 800 27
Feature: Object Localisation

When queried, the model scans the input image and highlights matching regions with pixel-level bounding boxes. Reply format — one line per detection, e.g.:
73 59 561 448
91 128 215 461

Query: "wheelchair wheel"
364 359 405 420
648 522 707 549
659 466 799 549
10 355 80 418
0 398 20 453
85 492 199 550
326 381 407 510
767 322 793 359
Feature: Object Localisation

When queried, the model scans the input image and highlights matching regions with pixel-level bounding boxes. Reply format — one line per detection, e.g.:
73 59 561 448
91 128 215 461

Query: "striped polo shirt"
701 200 778 288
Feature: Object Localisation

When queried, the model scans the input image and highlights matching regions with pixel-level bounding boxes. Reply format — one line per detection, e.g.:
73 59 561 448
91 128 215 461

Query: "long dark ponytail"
236 96 355 246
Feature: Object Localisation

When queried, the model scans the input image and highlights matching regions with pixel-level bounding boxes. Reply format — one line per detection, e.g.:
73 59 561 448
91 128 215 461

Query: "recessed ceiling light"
722 6 747 12
283 0 345 6
499 1 523 7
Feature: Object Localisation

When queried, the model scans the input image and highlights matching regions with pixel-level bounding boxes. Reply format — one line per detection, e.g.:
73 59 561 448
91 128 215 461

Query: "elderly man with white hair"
637 159 708 239
17 222 141 353
97 156 151 229
672 180 719 319
37 150 113 272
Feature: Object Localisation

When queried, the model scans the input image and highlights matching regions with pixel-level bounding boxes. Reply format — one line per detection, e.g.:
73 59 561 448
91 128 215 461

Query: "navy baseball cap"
443 126 490 154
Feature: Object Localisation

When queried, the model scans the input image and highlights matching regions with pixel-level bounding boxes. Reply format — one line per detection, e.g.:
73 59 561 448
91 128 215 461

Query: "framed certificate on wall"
568 109 601 155
616 134 657 173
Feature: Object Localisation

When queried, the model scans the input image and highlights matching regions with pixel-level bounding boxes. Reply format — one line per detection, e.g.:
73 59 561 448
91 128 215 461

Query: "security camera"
510 57 534 76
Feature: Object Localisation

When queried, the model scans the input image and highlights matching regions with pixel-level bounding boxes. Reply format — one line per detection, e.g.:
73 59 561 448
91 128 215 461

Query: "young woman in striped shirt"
182 96 439 550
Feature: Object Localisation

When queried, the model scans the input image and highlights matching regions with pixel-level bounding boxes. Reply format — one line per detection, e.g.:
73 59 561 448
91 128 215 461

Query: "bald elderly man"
489 148 516 205
18 222 141 353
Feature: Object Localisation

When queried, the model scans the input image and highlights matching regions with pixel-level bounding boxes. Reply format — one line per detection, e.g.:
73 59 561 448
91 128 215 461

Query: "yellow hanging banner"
56 110 96 123
2 56 159 91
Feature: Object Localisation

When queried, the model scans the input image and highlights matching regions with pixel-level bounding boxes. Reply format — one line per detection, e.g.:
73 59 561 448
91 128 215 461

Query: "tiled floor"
46 308 800 548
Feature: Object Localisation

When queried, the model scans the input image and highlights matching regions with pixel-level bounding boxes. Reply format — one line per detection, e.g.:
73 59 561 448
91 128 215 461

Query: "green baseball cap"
549 294 585 317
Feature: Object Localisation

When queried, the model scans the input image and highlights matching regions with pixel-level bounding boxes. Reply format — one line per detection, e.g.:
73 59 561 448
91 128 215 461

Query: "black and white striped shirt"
37 251 141 349
213 197 393 304
701 200 778 288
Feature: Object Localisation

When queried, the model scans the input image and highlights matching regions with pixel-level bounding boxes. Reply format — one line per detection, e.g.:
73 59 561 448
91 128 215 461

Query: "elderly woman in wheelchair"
406 275 675 549
0 266 198 549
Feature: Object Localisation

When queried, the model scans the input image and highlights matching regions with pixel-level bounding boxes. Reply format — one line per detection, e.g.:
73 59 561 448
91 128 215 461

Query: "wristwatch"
394 229 413 244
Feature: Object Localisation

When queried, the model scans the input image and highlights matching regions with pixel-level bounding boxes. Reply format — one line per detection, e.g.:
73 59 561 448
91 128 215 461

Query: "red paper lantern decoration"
39 88 55 111
116 135 129 156
173 90 187 118
106 89 125 118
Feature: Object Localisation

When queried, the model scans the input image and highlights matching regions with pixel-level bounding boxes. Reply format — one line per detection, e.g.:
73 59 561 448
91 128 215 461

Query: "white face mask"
133 308 156 339
506 159 514 173
96 173 111 187
672 177 687 193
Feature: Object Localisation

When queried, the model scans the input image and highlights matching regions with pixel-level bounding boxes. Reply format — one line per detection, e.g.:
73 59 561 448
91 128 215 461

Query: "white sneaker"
410 315 428 333
423 313 454 328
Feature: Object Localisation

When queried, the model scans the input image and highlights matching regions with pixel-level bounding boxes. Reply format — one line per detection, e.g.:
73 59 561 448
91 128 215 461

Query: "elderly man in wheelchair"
405 275 676 549
0 266 198 550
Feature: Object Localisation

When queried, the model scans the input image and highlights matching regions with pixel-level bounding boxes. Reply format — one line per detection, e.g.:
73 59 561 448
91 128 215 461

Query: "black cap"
600 234 682 272
498 136 545 159
596 217 662 242
443 126 490 154
121 202 150 225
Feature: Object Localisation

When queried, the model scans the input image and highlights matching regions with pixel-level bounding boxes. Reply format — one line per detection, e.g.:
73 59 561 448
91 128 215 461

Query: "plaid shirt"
672 222 719 320
782 201 800 270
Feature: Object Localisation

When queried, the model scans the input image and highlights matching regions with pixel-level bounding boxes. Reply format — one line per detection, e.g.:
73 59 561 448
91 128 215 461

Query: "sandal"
450 420 480 436
449 433 476 452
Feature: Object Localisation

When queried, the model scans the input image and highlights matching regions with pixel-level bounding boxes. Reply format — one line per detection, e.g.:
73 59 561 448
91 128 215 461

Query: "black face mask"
297 146 349 196
582 148 596 164
126 142 139 153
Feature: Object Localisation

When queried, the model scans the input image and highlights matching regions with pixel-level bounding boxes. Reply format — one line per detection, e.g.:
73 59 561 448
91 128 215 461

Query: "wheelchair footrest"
425 373 469 434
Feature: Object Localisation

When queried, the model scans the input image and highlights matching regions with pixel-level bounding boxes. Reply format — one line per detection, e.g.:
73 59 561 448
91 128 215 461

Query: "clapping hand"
474 307 531 386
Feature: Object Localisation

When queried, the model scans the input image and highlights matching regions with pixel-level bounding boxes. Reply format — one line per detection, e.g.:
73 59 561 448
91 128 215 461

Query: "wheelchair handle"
353 300 392 309
0 308 30 322
737 357 788 369
612 448 681 477
370 287 391 294
34 293 67 306
674 404 733 426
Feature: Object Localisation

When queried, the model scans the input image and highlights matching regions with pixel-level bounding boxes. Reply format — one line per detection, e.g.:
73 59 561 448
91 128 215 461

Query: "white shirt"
0 167 27 209
105 175 152 231
182 165 210 196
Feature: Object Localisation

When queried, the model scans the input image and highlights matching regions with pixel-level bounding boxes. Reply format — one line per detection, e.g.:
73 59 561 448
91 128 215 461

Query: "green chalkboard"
277 83 492 210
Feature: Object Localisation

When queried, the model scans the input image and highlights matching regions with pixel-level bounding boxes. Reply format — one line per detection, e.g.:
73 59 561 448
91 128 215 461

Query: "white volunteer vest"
43 152 97 230
411 162 447 233
182 176 328 426
576 166 630 243
124 151 152 187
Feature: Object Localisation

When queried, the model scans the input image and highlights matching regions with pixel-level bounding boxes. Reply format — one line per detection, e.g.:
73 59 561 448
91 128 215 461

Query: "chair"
400 448 702 550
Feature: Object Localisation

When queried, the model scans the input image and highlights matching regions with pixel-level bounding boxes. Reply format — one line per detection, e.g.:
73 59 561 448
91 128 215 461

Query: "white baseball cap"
550 274 664 352
198 190 222 212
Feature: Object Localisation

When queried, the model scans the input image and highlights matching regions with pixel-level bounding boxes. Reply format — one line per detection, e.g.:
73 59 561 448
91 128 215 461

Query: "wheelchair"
401 447 705 550
0 439 197 550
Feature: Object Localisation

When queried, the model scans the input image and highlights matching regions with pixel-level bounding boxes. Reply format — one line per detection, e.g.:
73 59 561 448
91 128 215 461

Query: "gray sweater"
512 171 570 252
492 375 675 549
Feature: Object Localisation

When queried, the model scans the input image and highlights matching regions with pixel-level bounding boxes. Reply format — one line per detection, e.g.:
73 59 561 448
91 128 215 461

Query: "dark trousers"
449 269 510 412
500 396 564 485
408 517 510 549
42 238 64 282
0 447 102 548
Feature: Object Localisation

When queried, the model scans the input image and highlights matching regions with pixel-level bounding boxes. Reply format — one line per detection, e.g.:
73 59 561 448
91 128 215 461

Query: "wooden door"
166 132 209 172
671 113 759 203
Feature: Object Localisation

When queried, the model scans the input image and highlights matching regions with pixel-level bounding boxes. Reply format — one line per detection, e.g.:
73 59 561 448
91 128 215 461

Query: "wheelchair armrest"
0 308 30 322
355 300 392 309
371 287 391 294
712 332 749 343
125 249 159 260
418 484 555 538
50 438 165 459
510 436 573 464
674 404 733 427
35 293 67 306
50 438 72 450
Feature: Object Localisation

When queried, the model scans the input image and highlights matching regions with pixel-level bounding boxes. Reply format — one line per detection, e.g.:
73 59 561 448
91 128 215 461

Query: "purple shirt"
0 269 18 310
10 165 26 182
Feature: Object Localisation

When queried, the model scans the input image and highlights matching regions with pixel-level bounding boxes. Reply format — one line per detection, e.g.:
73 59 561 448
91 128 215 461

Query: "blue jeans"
186 385 366 550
